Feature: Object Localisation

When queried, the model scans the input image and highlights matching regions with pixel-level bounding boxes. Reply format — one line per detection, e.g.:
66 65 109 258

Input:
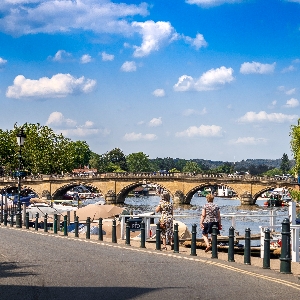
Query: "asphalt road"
0 227 300 300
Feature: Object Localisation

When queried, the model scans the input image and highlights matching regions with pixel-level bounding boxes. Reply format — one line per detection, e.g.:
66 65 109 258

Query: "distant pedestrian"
155 192 173 250
200 193 222 252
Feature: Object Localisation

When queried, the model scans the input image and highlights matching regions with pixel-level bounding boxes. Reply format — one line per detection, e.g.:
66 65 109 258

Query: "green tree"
290 119 300 174
106 148 128 172
182 161 202 174
126 152 152 172
263 168 282 177
280 153 290 174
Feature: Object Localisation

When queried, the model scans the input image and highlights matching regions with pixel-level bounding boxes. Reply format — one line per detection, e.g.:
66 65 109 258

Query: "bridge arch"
0 184 39 198
52 182 102 199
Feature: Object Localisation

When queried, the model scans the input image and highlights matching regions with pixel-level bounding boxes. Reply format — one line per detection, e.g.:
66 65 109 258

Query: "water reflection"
123 195 294 237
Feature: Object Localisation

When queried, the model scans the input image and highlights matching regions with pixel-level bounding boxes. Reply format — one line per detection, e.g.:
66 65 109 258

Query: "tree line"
0 122 299 176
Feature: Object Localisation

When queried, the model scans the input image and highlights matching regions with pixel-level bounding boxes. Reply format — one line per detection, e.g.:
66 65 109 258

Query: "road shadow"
0 286 173 300
0 261 36 278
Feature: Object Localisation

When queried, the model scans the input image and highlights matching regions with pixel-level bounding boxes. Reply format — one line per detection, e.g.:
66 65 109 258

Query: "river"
121 195 298 238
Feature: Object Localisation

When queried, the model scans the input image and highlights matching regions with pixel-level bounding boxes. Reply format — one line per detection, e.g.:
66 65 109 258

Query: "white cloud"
281 65 295 73
0 57 7 66
174 66 234 92
121 61 137 72
184 33 208 50
231 137 268 145
284 98 299 108
132 20 177 57
240 61 276 74
186 0 241 7
51 50 72 62
286 88 296 95
183 108 207 116
238 111 298 123
152 89 165 97
80 54 92 64
175 125 222 137
46 111 106 137
6 73 96 99
0 1 148 36
123 132 157 141
148 117 162 127
101 51 114 61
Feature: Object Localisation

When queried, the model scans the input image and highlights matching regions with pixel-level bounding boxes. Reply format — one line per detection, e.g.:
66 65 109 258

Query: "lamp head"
16 128 26 146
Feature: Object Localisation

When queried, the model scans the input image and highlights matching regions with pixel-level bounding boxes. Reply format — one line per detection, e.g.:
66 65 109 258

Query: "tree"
106 148 128 172
263 168 281 177
280 153 290 174
290 119 300 174
182 161 202 174
0 123 92 175
126 152 152 172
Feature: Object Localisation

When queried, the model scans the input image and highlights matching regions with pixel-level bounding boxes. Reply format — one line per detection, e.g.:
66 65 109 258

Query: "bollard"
10 213 14 227
53 214 58 234
280 218 292 274
211 225 218 259
63 215 68 236
86 217 90 239
263 228 271 269
125 221 131 245
35 213 39 231
140 221 146 248
190 224 197 256
244 228 251 265
74 216 79 238
112 219 117 243
173 223 179 253
228 226 235 262
4 211 8 226
44 213 48 232
25 212 29 230
98 218 103 241
155 222 161 251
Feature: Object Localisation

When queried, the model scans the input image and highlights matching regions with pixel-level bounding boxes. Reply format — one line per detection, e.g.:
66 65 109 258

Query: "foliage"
211 162 234 174
290 119 300 174
0 123 91 175
290 190 300 202
169 168 180 173
263 168 282 177
280 153 290 174
182 161 202 174
126 152 152 172
106 148 128 172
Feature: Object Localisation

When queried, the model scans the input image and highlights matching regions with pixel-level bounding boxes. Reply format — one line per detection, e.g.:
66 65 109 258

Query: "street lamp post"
16 128 26 228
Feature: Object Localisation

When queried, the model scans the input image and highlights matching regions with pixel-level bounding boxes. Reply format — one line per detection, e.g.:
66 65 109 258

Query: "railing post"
140 221 146 248
112 219 117 243
228 226 235 262
156 222 161 251
44 213 48 232
190 224 197 256
125 221 131 245
10 212 14 227
53 214 58 234
86 217 90 239
98 218 103 241
280 218 291 274
244 228 251 265
211 225 218 259
63 215 68 236
263 228 270 269
74 216 79 238
25 212 29 230
35 212 39 231
173 223 179 253
4 211 7 226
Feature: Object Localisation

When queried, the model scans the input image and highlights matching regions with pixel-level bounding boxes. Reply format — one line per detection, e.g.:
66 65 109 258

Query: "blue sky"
1 0 300 162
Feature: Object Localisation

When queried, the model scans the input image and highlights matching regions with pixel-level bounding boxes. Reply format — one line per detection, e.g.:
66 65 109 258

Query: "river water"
121 195 296 238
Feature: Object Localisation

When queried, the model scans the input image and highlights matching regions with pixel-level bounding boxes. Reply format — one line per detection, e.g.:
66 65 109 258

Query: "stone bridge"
1 173 299 205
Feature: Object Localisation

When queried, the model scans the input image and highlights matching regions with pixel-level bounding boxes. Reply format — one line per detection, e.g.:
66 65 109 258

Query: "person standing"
155 192 173 250
200 193 222 252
